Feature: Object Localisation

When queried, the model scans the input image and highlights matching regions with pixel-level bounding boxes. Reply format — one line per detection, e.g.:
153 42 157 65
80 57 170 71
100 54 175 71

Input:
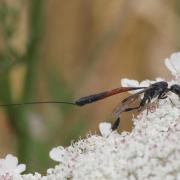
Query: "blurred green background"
0 0 179 173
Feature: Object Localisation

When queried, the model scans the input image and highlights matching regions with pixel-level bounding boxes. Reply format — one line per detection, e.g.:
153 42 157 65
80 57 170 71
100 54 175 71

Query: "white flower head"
49 146 66 162
165 52 180 77
121 78 140 94
121 78 139 87
121 78 151 94
22 172 42 180
99 122 112 137
0 154 25 179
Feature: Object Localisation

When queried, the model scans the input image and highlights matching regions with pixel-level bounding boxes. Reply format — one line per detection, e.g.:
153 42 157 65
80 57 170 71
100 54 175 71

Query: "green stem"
17 0 43 169
23 0 43 100
0 0 43 169
0 75 31 164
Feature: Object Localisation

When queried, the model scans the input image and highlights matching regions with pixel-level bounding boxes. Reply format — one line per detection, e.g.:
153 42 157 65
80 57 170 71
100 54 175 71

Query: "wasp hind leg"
168 98 175 106
112 117 120 131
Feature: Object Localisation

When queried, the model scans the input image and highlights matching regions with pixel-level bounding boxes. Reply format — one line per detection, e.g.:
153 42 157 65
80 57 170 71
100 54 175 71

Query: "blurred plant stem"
19 0 43 167
0 0 43 170
23 0 43 100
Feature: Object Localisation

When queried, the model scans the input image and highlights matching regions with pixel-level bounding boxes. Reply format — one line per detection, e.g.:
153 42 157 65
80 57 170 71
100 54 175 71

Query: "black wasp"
1 81 180 131
74 81 180 130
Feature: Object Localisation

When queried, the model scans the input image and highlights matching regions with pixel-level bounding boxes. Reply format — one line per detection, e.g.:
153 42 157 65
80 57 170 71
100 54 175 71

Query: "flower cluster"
45 100 180 180
1 52 180 179
0 154 25 180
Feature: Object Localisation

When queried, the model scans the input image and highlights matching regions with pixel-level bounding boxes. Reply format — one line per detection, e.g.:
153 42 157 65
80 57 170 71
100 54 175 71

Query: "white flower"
0 154 25 179
121 78 139 87
49 146 66 162
99 122 112 137
22 172 42 180
121 78 151 94
165 52 180 77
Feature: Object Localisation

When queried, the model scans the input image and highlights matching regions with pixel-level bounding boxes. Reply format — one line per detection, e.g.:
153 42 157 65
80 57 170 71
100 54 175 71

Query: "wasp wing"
112 89 146 119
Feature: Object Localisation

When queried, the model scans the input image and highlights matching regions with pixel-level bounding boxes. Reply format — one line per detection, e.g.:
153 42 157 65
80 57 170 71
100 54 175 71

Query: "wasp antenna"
0 101 77 107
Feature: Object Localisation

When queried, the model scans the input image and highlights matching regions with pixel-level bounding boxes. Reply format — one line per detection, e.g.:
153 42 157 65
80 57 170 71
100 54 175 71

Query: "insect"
73 81 180 130
1 81 180 130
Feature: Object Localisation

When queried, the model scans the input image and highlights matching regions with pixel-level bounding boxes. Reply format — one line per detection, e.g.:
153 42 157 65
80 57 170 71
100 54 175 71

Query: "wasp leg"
112 117 120 131
159 96 168 99
146 105 149 115
169 98 175 106
145 97 152 115
124 106 140 112
158 91 168 100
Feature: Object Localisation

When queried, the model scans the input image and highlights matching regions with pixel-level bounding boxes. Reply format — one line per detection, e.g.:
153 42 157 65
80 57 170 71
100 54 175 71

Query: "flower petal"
165 52 180 76
15 164 26 174
5 154 18 170
49 147 66 162
99 122 112 137
121 78 139 87
139 80 151 87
